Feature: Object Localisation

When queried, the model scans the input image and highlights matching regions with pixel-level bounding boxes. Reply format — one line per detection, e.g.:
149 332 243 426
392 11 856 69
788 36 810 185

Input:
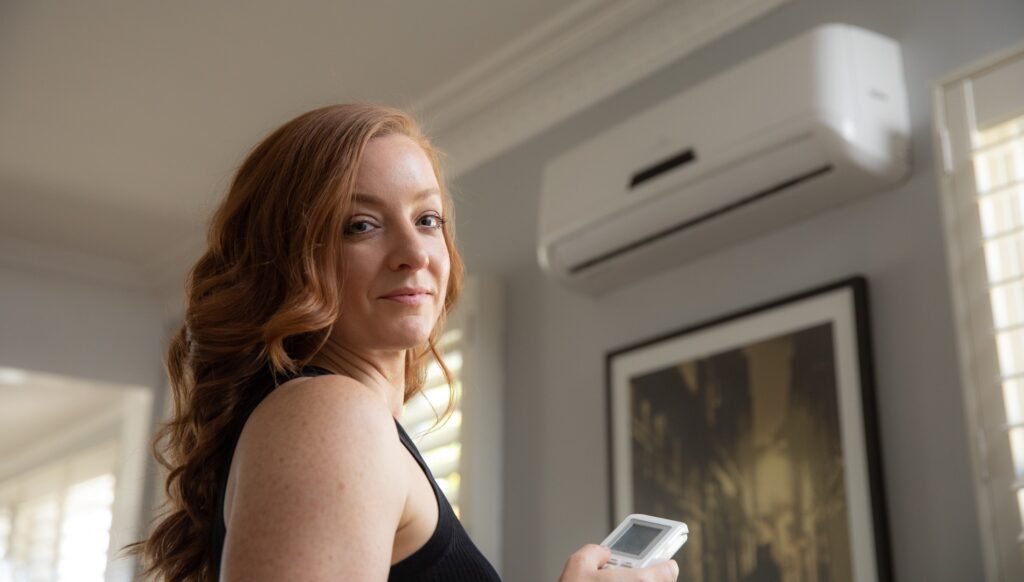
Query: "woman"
127 104 679 581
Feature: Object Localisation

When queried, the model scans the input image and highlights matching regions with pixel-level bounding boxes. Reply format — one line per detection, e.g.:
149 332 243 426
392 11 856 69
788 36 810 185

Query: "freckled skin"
221 134 449 580
221 131 676 581
327 134 451 408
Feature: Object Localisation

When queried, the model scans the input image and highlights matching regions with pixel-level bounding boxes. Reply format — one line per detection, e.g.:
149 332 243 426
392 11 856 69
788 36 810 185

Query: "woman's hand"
558 544 679 582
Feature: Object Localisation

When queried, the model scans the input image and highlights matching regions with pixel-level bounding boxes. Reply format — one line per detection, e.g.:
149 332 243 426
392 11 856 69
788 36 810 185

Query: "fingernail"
670 560 679 576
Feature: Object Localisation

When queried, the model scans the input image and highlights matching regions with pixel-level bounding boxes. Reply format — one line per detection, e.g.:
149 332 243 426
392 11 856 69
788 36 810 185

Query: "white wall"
0 259 165 388
452 0 1024 580
0 253 168 576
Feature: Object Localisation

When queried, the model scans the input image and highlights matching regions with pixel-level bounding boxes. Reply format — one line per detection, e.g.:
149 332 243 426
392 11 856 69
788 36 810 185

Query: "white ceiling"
0 367 131 473
0 0 565 278
0 0 569 468
0 0 790 294
0 0 789 455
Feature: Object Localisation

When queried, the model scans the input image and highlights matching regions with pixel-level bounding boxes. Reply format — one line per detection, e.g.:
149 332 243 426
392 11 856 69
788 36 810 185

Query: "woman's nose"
387 223 430 271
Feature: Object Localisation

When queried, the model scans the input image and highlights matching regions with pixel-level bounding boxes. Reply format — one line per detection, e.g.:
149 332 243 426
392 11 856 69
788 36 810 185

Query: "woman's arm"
221 375 406 581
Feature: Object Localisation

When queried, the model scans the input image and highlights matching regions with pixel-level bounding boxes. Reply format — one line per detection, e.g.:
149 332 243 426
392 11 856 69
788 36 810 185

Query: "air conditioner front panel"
557 160 875 296
537 24 910 295
538 25 862 238
546 130 832 273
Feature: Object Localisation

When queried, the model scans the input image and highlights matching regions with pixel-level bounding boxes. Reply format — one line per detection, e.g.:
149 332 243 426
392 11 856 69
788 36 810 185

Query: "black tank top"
212 365 501 581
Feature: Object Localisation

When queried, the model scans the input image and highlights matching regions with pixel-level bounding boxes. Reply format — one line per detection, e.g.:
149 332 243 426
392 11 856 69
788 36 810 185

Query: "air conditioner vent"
570 164 834 274
629 148 697 189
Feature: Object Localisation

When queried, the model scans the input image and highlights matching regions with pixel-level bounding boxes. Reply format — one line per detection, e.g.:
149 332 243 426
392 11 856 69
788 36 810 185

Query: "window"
0 441 118 582
402 328 466 515
399 275 504 574
935 41 1024 582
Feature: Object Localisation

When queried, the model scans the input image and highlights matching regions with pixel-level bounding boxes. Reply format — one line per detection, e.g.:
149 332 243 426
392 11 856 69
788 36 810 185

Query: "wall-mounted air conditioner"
537 23 910 296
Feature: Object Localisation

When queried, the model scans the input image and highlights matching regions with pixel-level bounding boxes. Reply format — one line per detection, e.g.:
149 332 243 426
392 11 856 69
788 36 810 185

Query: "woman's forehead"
355 135 439 195
351 188 441 208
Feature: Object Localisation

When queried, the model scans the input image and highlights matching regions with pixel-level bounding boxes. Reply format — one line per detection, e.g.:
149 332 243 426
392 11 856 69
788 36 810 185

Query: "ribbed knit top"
212 365 501 581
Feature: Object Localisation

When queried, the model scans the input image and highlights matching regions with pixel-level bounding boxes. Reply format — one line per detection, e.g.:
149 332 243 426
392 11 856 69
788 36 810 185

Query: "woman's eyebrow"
351 188 440 206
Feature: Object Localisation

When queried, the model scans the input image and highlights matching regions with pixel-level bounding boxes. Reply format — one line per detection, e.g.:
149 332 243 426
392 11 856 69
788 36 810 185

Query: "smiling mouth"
381 293 430 304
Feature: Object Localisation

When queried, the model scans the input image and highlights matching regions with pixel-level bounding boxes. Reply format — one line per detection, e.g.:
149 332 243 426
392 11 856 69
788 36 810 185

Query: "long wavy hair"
122 104 465 581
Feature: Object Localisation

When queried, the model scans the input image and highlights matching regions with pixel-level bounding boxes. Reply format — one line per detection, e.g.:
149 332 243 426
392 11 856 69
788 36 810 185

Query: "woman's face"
332 134 451 355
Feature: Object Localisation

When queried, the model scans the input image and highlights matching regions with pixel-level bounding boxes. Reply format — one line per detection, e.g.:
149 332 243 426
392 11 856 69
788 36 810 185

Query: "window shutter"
0 441 117 582
974 111 1024 535
402 328 465 516
398 275 504 573
937 43 1024 581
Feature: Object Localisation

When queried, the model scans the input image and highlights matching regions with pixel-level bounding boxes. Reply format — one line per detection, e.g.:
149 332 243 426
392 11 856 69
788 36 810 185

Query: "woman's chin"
338 318 438 352
386 329 435 351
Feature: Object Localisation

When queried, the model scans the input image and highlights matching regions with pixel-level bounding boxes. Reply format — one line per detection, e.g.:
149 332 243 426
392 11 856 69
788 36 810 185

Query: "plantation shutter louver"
937 43 1024 581
0 441 118 582
401 328 466 517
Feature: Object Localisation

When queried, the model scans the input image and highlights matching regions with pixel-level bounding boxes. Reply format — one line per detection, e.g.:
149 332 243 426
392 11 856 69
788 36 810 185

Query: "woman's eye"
344 215 445 236
420 214 447 229
344 220 375 235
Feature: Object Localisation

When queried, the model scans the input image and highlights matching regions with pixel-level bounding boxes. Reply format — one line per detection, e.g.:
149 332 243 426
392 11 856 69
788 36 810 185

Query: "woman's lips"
382 293 429 305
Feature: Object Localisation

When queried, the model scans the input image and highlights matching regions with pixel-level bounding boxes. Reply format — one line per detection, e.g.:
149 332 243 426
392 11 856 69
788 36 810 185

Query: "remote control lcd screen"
610 523 662 556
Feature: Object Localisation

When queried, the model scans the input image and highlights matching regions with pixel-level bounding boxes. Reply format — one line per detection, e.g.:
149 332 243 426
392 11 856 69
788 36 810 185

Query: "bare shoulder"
234 374 401 473
247 374 396 446
233 373 403 487
222 375 406 580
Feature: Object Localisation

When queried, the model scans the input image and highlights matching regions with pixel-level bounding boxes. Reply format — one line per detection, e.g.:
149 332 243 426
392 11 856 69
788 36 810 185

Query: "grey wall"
452 0 1024 580
0 264 165 388
0 261 169 561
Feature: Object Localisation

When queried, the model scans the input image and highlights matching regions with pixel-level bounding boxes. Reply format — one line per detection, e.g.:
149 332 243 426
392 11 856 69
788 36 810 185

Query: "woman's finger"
639 559 679 581
559 544 611 581
608 559 679 582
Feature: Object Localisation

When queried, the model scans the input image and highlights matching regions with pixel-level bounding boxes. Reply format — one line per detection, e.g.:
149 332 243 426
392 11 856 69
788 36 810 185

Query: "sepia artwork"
606 278 890 582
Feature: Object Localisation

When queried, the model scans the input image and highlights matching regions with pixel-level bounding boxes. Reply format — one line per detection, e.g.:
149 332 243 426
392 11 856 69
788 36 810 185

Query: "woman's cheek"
431 240 451 269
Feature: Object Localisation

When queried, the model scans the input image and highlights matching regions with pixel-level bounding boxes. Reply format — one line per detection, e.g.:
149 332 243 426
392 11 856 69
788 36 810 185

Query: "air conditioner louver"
570 164 834 275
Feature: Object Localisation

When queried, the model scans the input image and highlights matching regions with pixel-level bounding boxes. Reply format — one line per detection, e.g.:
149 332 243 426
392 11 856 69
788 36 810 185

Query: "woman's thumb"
656 559 680 580
559 544 612 581
578 544 611 568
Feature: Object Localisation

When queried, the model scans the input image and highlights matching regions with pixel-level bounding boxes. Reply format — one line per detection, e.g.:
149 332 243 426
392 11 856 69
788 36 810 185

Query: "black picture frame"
605 277 891 582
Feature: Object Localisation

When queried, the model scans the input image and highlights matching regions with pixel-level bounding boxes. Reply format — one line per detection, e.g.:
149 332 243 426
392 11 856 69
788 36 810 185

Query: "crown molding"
5 0 789 296
411 0 792 178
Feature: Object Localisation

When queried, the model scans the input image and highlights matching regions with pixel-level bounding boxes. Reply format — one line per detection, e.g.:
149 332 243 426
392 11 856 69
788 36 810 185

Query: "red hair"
123 104 464 581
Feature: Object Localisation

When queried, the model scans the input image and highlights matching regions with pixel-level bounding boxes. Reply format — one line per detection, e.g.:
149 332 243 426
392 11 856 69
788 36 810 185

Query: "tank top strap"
393 420 446 499
212 364 473 580
296 364 335 378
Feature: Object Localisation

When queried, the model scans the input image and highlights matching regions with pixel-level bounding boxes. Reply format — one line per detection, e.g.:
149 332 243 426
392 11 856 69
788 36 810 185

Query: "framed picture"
606 277 891 582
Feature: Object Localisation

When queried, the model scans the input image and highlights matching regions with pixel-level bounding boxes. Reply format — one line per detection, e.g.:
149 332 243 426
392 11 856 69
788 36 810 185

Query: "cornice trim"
11 0 790 296
411 0 792 177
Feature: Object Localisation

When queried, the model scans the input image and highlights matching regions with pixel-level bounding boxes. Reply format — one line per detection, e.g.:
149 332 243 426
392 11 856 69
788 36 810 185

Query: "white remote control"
600 514 688 569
